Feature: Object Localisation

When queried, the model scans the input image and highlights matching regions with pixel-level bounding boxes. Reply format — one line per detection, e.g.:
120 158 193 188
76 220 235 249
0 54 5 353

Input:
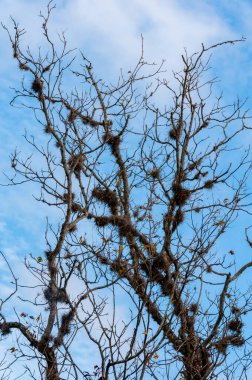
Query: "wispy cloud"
0 0 250 262
0 1 252 377
0 0 235 72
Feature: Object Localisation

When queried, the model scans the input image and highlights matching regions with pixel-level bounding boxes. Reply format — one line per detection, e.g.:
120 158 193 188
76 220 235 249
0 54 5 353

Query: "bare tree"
1 3 252 380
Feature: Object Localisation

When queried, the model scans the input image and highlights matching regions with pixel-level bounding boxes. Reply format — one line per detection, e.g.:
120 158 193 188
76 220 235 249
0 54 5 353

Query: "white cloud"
0 0 250 267
0 0 250 289
0 2 252 377
0 0 235 74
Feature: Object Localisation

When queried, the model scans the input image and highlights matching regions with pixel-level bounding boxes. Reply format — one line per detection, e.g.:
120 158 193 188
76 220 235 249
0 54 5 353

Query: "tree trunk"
45 349 59 380
183 345 211 380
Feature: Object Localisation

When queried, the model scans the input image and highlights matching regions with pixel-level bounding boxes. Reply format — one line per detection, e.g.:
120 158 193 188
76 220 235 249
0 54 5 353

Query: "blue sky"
0 0 251 274
1 0 252 378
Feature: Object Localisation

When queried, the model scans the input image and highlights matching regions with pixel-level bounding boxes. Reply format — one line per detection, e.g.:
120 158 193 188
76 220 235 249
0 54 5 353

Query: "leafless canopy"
1 3 252 380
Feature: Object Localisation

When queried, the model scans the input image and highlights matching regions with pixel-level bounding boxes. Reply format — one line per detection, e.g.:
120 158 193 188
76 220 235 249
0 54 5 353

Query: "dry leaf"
64 251 71 259
118 268 126 276
215 220 225 226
